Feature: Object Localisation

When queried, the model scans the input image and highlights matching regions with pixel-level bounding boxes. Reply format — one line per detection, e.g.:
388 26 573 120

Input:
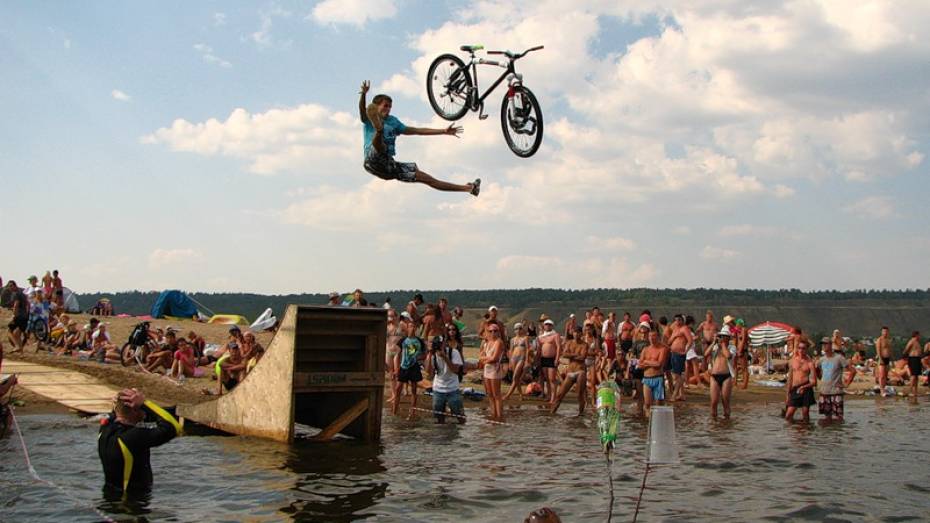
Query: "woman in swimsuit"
704 329 735 419
583 323 602 401
503 323 531 401
385 309 404 406
479 324 506 422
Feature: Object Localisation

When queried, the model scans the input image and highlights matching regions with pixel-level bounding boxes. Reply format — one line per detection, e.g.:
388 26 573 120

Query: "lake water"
2 398 928 522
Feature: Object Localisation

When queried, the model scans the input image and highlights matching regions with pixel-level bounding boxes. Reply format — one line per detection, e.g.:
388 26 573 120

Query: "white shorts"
686 348 700 361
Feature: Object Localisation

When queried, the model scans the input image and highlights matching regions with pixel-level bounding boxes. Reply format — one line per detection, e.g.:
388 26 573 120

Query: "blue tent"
150 290 199 319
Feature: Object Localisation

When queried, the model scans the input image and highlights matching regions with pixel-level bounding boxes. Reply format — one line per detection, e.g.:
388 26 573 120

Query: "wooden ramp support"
178 305 386 443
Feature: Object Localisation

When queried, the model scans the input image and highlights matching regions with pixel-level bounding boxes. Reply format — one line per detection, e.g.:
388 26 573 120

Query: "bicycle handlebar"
484 45 544 60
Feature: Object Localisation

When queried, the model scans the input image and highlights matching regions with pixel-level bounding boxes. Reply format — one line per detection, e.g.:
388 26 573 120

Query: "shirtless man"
903 331 923 397
627 322 651 417
563 314 577 338
551 326 588 415
667 315 691 401
602 312 618 361
406 293 424 328
659 317 672 345
360 81 479 195
437 298 453 326
420 304 444 343
785 340 817 421
537 319 562 405
639 328 670 417
591 307 604 332
875 326 892 396
478 306 507 343
698 311 718 352
618 313 635 356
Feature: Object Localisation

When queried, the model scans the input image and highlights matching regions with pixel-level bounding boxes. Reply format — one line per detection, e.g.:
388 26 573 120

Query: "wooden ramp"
178 305 386 443
2 360 118 414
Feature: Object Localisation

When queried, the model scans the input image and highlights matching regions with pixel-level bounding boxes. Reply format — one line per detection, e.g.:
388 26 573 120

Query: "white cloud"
772 184 796 198
586 235 635 251
148 248 203 269
214 12 227 27
700 245 740 260
63 38 71 49
141 104 358 175
310 0 397 27
111 89 131 102
842 196 897 219
494 254 657 288
252 7 292 47
376 73 420 98
193 43 232 68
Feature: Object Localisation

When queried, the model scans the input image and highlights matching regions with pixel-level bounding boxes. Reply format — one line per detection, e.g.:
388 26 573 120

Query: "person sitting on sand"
187 331 206 364
91 324 118 363
216 341 246 394
59 320 82 356
551 326 588 416
359 80 480 196
144 330 177 372
241 332 265 373
170 338 203 379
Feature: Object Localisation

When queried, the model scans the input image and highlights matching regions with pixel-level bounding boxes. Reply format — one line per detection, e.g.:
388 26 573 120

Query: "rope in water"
6 386 117 523
409 407 510 426
631 462 651 523
605 450 615 523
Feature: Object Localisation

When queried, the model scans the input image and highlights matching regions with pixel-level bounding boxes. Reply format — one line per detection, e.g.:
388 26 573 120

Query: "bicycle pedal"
479 113 489 120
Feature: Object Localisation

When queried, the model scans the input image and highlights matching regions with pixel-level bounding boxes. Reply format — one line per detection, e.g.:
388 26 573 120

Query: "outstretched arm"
359 80 370 123
402 124 463 137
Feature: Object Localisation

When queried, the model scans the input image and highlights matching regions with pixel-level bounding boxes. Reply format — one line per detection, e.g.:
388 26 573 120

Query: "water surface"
2 398 928 522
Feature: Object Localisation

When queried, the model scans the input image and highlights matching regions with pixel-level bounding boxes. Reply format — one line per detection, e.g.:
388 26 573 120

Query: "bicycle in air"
426 44 544 158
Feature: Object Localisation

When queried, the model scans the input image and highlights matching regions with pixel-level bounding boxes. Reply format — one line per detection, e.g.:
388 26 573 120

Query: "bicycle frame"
460 54 521 111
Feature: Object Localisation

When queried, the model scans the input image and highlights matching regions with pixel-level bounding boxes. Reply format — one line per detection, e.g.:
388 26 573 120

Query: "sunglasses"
489 329 500 333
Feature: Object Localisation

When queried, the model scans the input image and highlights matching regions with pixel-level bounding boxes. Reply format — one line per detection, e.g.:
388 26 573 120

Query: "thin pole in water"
632 462 650 523
605 450 614 523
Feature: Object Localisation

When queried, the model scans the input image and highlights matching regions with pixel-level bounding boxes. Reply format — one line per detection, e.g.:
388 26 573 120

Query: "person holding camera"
424 333 465 424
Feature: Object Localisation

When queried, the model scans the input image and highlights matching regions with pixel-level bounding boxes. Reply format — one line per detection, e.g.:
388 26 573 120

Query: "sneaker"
366 103 383 131
470 178 481 197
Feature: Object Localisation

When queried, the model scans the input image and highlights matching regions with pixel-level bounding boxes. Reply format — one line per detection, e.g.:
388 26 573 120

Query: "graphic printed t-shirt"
363 115 406 158
818 354 848 395
399 336 424 370
432 348 464 394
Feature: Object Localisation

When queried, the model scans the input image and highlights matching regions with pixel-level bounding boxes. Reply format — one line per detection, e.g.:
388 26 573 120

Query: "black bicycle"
427 44 544 158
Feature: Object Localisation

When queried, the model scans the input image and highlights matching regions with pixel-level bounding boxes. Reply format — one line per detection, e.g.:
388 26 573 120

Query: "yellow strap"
143 400 183 436
117 438 133 493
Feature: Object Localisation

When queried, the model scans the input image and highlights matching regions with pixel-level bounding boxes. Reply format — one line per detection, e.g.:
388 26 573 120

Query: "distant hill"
75 288 930 338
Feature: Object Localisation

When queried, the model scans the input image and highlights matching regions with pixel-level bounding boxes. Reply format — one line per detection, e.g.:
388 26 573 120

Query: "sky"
1 0 928 294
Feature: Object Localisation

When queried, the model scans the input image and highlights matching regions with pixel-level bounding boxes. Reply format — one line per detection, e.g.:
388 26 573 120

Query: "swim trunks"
817 394 844 417
398 364 423 383
789 386 815 408
880 357 891 366
7 316 27 333
364 148 417 183
642 376 665 400
540 357 556 369
669 352 686 375
620 339 633 353
907 356 922 377
711 373 730 387
604 339 617 360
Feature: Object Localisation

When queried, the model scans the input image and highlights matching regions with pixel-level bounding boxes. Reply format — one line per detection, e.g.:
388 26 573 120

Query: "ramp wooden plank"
3 360 118 414
310 398 369 442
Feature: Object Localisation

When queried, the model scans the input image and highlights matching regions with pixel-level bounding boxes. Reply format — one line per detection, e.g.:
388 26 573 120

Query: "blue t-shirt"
399 336 424 370
363 115 406 158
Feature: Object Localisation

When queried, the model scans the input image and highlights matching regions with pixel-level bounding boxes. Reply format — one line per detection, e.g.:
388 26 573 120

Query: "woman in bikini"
385 309 404 406
479 324 506 422
503 323 531 401
583 323 603 402
705 328 735 419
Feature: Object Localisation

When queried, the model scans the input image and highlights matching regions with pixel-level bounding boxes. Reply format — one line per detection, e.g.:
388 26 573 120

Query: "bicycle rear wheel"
31 321 48 343
500 85 543 158
427 54 472 121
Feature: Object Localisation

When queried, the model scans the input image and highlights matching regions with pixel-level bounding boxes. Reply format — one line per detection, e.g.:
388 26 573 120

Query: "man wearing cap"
327 292 341 306
479 305 506 343
563 313 576 338
816 337 854 421
538 318 562 405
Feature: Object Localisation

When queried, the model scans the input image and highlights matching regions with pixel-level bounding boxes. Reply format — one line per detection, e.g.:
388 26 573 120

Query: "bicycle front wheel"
120 342 137 367
501 85 543 158
427 54 472 121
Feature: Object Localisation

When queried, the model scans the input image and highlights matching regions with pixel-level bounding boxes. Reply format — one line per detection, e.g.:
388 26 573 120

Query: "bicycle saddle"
460 44 484 52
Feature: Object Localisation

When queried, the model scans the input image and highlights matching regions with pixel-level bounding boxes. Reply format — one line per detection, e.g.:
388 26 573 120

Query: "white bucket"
646 406 679 464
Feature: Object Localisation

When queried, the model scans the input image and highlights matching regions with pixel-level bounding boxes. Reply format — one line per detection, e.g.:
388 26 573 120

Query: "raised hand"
360 80 370 95
446 123 463 137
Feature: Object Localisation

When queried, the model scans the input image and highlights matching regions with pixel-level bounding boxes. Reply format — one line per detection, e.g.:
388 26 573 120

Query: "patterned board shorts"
364 149 417 183
818 394 844 417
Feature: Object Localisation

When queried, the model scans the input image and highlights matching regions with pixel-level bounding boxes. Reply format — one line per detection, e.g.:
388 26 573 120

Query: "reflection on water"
1 398 929 522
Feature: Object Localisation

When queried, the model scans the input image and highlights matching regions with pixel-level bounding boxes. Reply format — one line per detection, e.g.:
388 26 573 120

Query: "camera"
430 336 444 352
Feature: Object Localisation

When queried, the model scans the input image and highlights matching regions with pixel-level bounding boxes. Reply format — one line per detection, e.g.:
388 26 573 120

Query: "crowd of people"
2 271 265 395
365 292 930 424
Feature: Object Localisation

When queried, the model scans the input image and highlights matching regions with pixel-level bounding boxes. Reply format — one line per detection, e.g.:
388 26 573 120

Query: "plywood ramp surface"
2 360 117 414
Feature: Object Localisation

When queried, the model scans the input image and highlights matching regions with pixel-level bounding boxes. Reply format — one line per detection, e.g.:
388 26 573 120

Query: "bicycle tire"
427 54 472 121
500 85 544 158
32 321 48 343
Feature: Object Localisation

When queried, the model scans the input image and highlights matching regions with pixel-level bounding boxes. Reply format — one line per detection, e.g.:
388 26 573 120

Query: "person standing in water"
705 327 736 419
816 337 855 421
903 331 923 398
875 326 892 396
785 338 817 421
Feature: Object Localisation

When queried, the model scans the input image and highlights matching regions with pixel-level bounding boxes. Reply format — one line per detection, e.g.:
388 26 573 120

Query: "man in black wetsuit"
98 388 181 496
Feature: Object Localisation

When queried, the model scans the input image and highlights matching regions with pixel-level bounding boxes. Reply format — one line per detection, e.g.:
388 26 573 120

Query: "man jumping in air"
359 81 480 196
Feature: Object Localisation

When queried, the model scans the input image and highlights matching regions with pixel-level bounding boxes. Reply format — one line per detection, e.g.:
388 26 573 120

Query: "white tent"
61 287 81 313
